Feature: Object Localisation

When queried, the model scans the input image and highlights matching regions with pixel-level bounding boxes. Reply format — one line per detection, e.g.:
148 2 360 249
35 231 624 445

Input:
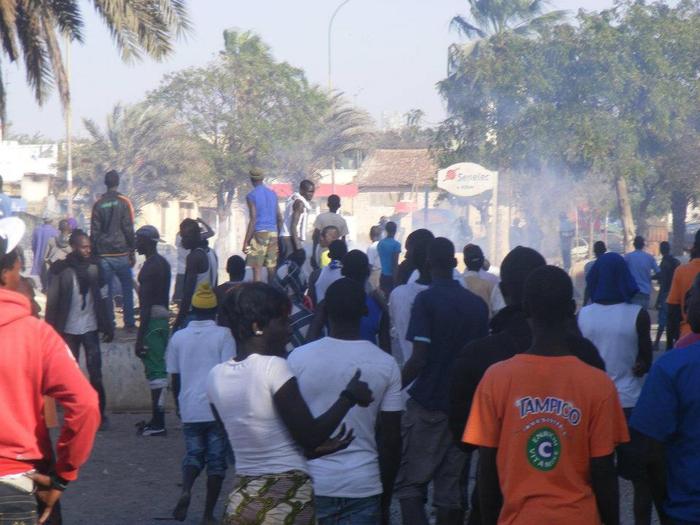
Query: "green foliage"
0 0 190 131
72 103 208 211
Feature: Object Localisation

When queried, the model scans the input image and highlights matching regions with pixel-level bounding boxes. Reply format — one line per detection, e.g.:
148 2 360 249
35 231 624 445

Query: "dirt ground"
56 412 656 525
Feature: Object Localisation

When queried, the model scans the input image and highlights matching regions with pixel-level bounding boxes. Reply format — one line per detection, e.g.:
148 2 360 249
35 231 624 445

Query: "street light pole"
327 0 351 193
328 0 351 92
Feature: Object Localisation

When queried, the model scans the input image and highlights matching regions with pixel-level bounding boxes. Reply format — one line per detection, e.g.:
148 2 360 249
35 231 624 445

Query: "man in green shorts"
243 168 283 283
135 226 171 436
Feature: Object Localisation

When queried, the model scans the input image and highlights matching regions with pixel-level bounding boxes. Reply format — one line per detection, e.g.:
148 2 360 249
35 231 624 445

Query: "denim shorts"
315 494 380 525
182 421 229 477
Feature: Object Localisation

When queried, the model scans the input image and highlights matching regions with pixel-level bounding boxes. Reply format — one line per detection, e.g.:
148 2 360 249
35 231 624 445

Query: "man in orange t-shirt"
464 266 629 525
667 233 700 344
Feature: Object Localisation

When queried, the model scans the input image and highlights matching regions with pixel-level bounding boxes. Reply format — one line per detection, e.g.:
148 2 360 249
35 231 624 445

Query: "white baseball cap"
0 217 26 255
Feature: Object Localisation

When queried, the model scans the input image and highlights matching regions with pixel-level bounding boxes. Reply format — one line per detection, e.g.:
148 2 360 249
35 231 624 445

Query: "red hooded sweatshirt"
0 289 100 481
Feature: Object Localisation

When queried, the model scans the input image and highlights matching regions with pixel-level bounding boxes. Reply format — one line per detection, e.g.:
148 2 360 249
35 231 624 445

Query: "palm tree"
74 103 208 210
450 0 566 62
0 0 190 130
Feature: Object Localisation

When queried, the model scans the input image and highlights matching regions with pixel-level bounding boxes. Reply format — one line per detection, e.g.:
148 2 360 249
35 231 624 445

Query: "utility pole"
64 34 73 218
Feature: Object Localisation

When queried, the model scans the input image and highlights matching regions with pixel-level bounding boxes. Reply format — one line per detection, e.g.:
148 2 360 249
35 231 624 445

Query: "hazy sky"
4 0 613 139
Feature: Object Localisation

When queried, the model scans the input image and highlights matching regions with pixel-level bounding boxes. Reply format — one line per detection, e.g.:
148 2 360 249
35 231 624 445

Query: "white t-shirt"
389 282 429 365
288 337 404 498
578 302 643 408
207 354 307 475
315 264 343 303
367 242 380 270
166 320 236 422
64 274 97 335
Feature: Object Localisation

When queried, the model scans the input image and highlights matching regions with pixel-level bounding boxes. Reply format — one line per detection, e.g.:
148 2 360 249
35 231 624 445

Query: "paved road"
58 413 659 525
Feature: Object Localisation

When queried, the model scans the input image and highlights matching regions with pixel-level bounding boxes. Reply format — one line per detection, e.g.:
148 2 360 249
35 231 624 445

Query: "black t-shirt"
138 253 171 310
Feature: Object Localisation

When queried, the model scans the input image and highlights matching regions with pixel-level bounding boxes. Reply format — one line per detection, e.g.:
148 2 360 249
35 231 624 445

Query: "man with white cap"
134 225 172 437
0 217 100 524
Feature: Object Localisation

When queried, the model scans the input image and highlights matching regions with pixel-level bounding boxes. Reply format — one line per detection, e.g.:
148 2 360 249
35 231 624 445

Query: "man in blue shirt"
630 284 700 525
243 168 282 283
625 236 660 308
395 237 489 525
377 221 401 296
0 176 12 219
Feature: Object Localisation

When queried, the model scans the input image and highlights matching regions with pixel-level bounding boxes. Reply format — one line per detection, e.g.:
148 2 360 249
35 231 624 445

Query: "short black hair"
58 219 69 231
463 244 485 272
226 255 246 280
660 241 670 256
523 265 574 324
325 278 367 322
342 250 370 282
385 221 398 236
300 179 315 192
327 194 341 210
369 225 382 241
222 282 290 342
180 218 200 239
287 248 306 267
405 229 434 253
328 239 348 261
499 246 547 306
322 225 340 238
104 170 120 189
633 236 645 250
69 229 89 247
593 241 607 257
0 249 19 279
410 241 430 274
427 237 456 271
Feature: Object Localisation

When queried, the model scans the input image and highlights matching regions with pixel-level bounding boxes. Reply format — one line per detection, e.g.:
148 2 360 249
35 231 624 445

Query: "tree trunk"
216 181 233 258
671 191 688 256
615 175 635 252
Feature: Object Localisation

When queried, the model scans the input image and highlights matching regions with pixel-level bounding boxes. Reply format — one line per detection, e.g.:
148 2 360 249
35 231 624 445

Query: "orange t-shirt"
667 259 700 337
464 354 629 525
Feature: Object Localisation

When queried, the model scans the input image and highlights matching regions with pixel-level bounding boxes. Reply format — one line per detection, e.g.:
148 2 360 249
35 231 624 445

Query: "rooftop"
356 149 438 189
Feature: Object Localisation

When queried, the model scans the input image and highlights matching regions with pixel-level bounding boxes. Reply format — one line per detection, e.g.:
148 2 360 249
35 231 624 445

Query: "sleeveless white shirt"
280 193 311 241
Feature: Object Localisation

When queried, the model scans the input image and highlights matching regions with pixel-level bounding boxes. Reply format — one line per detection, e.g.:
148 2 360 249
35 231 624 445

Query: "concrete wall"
78 341 174 412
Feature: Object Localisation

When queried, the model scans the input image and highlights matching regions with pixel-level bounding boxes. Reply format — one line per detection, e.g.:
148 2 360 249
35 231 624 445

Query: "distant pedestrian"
317 225 341 268
509 218 524 249
625 236 660 308
0 175 12 218
173 218 218 331
367 225 383 290
583 240 607 305
396 229 435 286
0 217 100 525
215 255 246 311
90 170 136 330
280 180 315 263
273 253 314 352
312 239 347 305
377 221 401 296
654 241 679 350
312 194 348 268
395 237 489 524
389 238 432 366
289 278 403 524
464 266 628 525
243 168 282 283
173 232 189 305
31 215 58 292
168 283 236 523
579 252 659 524
134 226 171 437
208 282 372 524
45 219 73 269
462 244 495 314
46 230 113 429
559 212 575 273
667 231 700 346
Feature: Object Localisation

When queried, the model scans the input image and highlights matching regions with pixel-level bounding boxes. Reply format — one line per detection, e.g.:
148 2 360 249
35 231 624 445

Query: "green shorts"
141 317 169 386
246 231 278 268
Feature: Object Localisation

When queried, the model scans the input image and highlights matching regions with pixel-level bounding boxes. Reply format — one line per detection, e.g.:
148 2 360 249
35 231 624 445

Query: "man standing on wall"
243 169 282 282
280 180 315 263
90 170 136 331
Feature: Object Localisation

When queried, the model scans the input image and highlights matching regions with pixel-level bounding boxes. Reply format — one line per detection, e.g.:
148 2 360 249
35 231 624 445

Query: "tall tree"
0 0 190 131
72 103 208 211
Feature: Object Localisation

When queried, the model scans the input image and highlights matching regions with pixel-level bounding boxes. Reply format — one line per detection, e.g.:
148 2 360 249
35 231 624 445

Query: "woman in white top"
207 282 373 524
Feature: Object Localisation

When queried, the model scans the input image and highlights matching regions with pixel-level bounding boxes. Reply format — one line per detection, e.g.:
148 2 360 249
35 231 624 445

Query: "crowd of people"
1 167 700 525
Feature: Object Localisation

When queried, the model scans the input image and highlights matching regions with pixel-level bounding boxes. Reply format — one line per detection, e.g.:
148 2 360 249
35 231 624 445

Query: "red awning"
395 201 417 214
270 183 358 199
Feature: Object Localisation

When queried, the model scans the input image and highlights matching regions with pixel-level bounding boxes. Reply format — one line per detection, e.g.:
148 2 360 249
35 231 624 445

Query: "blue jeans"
0 482 36 524
182 421 228 477
99 256 135 327
315 495 381 525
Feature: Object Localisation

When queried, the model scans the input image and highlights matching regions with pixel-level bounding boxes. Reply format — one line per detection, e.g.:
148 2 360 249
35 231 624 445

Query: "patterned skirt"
223 469 315 525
